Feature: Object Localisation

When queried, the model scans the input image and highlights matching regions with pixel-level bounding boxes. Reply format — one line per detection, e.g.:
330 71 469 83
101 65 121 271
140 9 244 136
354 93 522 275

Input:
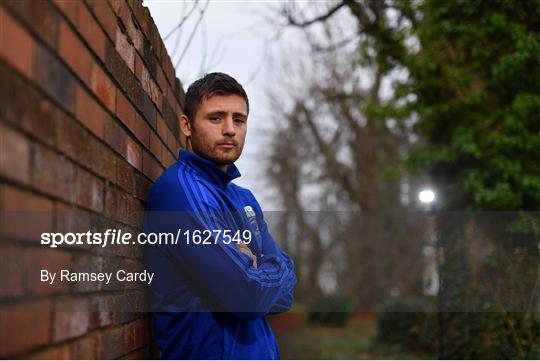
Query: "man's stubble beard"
190 130 244 167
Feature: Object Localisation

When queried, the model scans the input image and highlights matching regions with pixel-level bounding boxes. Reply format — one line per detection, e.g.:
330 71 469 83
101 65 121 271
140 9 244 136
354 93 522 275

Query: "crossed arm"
144 184 297 319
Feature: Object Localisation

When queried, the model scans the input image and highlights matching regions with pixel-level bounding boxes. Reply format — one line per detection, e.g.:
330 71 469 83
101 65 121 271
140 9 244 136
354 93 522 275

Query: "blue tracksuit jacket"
142 149 297 359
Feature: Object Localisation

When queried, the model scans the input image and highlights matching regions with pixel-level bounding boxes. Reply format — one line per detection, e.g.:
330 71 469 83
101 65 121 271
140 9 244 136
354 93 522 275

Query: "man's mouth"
217 142 237 150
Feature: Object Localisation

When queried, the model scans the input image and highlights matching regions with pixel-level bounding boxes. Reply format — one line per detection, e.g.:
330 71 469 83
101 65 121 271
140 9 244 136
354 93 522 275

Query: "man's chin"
207 150 241 167
214 155 240 166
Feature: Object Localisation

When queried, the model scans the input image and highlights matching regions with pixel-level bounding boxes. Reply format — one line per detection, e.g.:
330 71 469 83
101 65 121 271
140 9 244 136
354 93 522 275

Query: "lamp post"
420 189 438 296
418 188 444 359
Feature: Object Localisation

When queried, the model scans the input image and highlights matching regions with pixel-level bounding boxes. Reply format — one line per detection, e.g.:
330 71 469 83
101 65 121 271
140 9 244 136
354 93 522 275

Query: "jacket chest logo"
244 206 261 236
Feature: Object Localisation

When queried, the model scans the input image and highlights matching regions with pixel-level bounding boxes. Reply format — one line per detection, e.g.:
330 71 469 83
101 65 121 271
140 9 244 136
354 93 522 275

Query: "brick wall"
0 0 184 358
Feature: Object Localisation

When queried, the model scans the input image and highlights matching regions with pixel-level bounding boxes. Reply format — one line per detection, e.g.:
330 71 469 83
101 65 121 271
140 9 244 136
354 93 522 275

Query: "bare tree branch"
284 2 347 28
297 101 368 210
174 0 211 69
164 0 200 41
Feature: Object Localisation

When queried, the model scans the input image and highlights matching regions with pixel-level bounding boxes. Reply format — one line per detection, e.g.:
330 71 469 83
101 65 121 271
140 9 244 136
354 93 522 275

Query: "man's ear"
180 114 192 137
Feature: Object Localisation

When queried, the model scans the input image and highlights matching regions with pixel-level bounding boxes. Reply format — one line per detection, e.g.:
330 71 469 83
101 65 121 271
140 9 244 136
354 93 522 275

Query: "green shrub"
306 294 354 327
375 297 437 354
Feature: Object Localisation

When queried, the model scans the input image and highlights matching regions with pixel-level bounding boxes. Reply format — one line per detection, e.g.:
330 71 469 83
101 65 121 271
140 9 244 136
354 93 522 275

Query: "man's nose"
222 117 236 137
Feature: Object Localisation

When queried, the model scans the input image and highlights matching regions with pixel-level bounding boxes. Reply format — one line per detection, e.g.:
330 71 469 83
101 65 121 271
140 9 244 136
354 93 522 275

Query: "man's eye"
234 118 246 123
209 117 220 123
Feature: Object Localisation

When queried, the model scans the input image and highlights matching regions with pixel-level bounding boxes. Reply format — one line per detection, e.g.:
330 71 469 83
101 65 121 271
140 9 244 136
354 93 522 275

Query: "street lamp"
419 189 436 205
420 188 439 296
418 187 444 358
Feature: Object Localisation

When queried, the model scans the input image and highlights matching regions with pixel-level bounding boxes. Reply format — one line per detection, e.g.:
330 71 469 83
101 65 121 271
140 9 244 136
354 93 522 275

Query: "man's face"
183 94 248 168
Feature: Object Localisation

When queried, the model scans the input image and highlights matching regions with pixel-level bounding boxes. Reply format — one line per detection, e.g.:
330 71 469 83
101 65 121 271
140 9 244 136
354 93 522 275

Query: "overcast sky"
144 0 296 210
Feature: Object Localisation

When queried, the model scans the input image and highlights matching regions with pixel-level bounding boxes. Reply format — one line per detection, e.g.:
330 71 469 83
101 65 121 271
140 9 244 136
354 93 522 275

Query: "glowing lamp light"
419 189 436 204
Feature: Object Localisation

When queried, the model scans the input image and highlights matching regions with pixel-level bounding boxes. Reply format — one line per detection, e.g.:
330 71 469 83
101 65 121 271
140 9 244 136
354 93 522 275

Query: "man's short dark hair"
184 72 249 123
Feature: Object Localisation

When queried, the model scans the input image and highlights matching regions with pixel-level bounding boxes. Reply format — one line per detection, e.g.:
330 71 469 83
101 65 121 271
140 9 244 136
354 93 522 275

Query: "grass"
269 312 434 359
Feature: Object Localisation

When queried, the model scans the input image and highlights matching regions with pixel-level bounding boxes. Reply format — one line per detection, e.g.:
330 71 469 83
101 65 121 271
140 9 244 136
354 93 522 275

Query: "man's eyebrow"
205 111 226 117
205 110 248 118
233 112 248 118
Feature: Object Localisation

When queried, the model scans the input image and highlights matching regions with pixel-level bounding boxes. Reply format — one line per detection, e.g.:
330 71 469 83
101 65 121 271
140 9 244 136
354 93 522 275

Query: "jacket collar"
178 149 241 188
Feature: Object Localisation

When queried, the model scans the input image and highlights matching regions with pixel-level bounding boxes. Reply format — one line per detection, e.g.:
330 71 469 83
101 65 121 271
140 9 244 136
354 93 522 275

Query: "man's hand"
236 241 258 268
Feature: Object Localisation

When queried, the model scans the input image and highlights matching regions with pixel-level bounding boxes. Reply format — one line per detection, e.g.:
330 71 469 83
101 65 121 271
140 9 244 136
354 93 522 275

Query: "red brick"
123 319 150 354
147 24 160 61
4 0 59 51
89 137 116 182
167 127 179 155
110 291 145 324
30 345 71 360
59 20 92 83
70 333 99 359
53 0 78 25
108 0 122 17
166 58 175 86
121 346 150 360
121 259 143 291
174 99 183 120
116 26 135 72
155 39 165 62
117 157 134 193
156 114 167 142
105 184 119 217
141 66 162 110
71 255 103 293
53 298 90 342
130 0 144 26
55 202 91 250
56 111 92 166
158 143 167 167
32 144 75 202
104 117 127 158
142 150 161 181
134 52 143 81
76 1 105 60
104 185 122 223
91 64 116 113
132 27 143 53
0 300 51 357
0 69 56 145
87 0 116 41
99 326 124 359
75 167 104 212
0 7 35 78
162 128 172 154
134 113 150 147
166 89 177 121
136 4 151 40
90 295 114 328
126 137 142 170
109 0 131 35
33 44 76 114
24 248 70 295
156 66 167 95
0 186 54 241
163 148 176 168
76 86 104 138
117 90 136 130
127 197 144 228
0 123 30 184
133 172 151 201
149 132 162 161
125 15 139 48
0 244 24 298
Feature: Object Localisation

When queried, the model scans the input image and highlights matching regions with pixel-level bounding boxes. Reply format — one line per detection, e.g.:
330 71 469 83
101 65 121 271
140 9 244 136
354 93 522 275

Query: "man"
142 73 297 359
